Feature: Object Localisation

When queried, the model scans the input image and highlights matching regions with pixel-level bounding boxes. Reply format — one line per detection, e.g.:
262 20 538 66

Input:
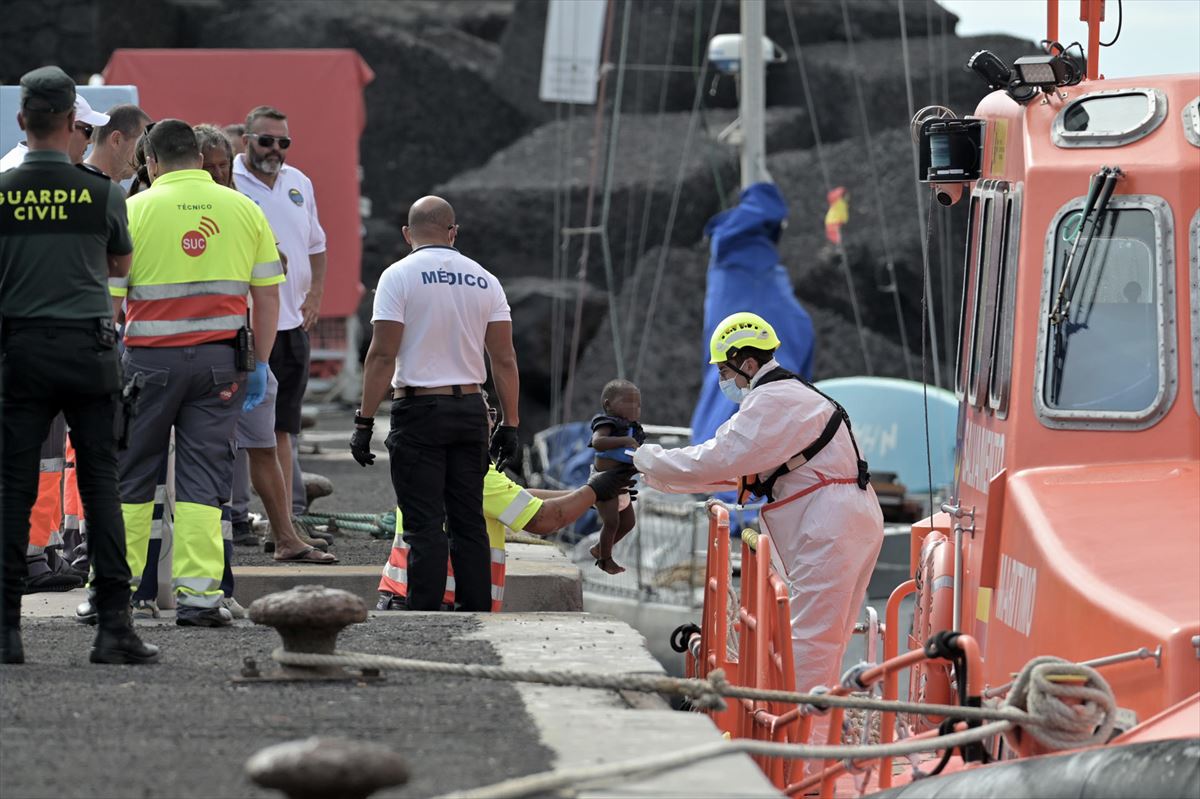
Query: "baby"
588 379 643 575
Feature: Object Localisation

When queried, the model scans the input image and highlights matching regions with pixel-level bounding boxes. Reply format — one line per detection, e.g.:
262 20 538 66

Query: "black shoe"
175 605 233 627
23 553 84 594
75 597 99 625
377 591 407 611
90 620 159 665
231 521 258 547
1 627 24 664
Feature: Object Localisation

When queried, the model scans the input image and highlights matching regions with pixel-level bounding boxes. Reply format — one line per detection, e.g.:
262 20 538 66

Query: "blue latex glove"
243 360 269 411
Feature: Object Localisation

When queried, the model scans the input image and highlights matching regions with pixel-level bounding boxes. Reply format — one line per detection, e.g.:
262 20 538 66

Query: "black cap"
20 66 76 113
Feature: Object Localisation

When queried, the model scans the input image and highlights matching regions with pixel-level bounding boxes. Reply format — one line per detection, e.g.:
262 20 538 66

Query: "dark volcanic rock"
506 277 610 411
769 125 969 372
495 0 958 122
186 0 530 218
566 244 917 430
437 108 807 291
774 34 1040 146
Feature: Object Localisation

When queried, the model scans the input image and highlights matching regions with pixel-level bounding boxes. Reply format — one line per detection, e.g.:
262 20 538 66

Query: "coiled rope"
999 655 1117 752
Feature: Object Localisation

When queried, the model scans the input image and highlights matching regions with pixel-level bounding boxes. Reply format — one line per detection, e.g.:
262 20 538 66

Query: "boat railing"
687 502 987 797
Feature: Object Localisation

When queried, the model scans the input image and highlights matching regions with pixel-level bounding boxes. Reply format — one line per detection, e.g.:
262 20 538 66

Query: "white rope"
435 721 1014 799
272 649 1036 725
272 649 1116 798
1000 656 1117 751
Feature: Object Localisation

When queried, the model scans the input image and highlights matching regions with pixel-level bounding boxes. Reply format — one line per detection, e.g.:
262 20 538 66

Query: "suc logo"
181 215 220 257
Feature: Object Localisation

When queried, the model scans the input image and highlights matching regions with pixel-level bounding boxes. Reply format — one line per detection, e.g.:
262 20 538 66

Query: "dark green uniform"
0 149 134 631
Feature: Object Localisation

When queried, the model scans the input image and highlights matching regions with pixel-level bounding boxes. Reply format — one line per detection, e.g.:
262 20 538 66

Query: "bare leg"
590 498 624 575
274 431 294 513
614 505 636 547
247 447 333 562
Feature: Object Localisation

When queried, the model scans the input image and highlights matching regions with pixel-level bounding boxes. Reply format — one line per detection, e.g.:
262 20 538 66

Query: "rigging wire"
595 0 635 379
631 0 723 383
838 0 914 379
623 0 683 348
783 0 874 375
898 0 943 388
561 0 618 424
619 3 652 291
937 2 955 383
549 101 565 427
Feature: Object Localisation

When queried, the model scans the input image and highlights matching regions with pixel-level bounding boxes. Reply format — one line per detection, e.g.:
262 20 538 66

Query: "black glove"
350 413 375 467
629 421 646 446
490 425 519 472
588 464 637 502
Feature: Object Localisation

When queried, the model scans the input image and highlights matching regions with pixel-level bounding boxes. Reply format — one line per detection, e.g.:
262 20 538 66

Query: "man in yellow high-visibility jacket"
109 119 284 627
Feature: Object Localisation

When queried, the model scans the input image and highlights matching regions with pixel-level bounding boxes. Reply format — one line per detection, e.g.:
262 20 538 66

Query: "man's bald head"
405 196 457 246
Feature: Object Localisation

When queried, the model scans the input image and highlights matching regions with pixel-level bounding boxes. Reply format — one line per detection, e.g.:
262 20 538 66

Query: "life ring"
908 531 956 731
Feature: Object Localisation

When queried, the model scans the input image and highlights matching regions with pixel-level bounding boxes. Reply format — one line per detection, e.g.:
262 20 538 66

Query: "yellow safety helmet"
708 312 782 364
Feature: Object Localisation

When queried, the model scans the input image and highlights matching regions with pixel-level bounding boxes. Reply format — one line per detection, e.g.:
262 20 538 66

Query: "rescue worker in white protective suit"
633 312 884 699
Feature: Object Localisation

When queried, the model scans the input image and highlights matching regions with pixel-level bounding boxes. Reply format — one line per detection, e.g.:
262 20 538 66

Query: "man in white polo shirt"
232 105 326 525
351 196 522 612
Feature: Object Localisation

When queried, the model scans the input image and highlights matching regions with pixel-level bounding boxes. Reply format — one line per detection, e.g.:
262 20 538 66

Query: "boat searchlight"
910 106 982 205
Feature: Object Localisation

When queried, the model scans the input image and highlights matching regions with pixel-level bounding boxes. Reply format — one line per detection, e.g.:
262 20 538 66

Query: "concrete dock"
3 593 778 798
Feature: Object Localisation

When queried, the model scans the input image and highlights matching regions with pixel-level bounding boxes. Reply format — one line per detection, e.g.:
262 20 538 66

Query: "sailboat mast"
740 0 769 187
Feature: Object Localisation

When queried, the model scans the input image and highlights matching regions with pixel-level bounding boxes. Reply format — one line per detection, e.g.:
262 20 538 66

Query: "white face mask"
719 377 748 404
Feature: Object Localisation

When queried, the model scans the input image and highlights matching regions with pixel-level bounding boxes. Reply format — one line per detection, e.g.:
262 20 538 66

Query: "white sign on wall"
538 0 607 105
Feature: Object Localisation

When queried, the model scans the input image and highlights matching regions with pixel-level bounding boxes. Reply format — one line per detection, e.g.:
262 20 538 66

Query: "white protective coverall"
634 361 884 695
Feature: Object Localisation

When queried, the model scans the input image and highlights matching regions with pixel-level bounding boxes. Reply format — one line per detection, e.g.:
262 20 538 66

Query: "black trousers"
1 324 130 628
386 393 490 611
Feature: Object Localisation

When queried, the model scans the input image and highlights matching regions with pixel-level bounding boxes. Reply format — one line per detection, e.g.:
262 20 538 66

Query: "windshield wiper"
1047 165 1122 404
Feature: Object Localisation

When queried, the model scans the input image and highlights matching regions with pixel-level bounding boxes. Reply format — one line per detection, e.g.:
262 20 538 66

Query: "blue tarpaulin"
689 182 814 446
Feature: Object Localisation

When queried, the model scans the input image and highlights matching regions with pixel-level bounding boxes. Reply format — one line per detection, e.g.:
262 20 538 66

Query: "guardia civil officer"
0 67 158 664
351 196 521 611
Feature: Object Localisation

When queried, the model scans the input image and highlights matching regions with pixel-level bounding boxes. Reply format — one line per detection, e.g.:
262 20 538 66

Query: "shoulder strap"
739 368 871 501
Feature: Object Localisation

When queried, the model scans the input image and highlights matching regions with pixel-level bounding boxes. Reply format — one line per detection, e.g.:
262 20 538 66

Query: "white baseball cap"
74 94 110 127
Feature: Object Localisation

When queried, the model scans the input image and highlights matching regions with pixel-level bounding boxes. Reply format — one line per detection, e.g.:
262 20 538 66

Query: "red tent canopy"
104 49 374 319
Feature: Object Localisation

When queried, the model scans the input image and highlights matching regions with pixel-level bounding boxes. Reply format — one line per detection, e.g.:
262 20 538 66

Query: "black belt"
2 318 103 332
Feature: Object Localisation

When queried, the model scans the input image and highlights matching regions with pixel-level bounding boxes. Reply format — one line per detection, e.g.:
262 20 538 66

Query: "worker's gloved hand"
350 413 376 467
629 421 646 446
490 424 519 472
243 361 270 411
588 464 637 502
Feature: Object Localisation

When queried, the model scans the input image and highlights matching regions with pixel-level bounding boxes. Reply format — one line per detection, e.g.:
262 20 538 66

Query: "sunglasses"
249 134 291 150
75 123 94 138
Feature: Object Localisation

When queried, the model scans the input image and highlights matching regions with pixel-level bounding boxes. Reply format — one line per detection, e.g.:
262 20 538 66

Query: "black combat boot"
90 608 159 665
1 626 24 664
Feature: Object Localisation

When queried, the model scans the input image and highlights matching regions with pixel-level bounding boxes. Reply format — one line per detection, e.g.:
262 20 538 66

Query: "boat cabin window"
1185 97 1200 148
1052 89 1167 148
955 195 980 400
1039 198 1175 427
967 197 997 407
989 188 1022 417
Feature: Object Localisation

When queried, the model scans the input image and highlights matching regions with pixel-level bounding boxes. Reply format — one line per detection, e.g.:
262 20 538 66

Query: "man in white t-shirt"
350 196 521 612
232 105 326 523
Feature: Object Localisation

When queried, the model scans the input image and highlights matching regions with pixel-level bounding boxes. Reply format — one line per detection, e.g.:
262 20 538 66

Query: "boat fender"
670 622 702 654
866 738 1200 799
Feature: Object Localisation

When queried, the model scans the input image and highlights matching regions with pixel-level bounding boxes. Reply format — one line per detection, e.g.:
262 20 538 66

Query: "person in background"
223 123 246 157
587 379 643 575
352 196 521 612
196 123 334 566
82 104 151 181
1 66 157 664
378 392 634 610
1 92 108 171
634 312 883 705
232 106 327 530
113 120 284 628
